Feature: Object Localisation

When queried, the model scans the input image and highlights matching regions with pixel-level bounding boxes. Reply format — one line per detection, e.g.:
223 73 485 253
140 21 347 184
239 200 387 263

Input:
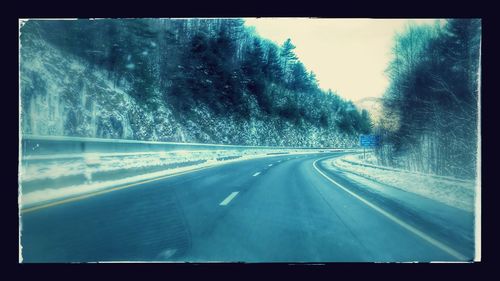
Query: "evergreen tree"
262 43 283 83
280 38 299 83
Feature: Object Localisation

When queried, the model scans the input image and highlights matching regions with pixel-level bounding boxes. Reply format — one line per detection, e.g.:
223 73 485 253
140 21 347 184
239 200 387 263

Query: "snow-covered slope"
327 153 476 212
20 38 183 141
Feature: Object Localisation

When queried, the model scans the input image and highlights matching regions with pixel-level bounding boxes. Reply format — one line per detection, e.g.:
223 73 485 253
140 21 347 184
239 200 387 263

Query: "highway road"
20 152 475 262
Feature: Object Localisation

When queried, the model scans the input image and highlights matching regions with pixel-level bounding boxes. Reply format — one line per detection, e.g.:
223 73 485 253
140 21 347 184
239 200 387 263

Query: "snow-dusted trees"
262 43 283 83
21 18 372 146
280 38 299 84
379 19 480 179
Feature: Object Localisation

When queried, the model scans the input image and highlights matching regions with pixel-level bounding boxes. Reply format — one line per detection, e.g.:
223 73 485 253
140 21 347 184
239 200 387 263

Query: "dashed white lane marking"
219 191 239 206
253 172 261 177
268 164 273 167
312 157 467 261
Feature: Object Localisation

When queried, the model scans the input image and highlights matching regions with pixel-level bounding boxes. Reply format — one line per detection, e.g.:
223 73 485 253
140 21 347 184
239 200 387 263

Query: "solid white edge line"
219 191 239 206
312 157 468 261
252 172 261 177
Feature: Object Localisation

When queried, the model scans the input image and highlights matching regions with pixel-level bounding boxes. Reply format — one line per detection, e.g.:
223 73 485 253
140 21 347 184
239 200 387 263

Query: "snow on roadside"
20 150 331 208
327 153 476 212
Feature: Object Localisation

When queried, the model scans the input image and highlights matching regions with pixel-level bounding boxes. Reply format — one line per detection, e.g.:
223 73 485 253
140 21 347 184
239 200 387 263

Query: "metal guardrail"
20 134 345 156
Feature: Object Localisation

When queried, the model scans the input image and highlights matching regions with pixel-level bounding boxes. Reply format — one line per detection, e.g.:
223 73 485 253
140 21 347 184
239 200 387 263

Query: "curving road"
20 152 475 262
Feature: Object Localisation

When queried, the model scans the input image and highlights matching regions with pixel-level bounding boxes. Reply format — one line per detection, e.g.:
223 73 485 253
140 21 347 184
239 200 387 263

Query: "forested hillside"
376 19 480 179
20 19 372 147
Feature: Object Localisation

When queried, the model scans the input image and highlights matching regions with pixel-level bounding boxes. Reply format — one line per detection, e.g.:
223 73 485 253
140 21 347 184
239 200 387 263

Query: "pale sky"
244 18 440 101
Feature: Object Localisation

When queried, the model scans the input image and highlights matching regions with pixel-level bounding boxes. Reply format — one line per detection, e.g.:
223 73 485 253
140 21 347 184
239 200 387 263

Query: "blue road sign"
359 134 380 148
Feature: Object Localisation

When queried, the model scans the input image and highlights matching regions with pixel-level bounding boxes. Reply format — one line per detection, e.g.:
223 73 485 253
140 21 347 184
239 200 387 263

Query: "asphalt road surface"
20 152 475 262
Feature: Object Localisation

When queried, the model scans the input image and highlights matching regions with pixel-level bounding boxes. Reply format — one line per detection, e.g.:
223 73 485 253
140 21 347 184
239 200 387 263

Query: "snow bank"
20 149 338 208
327 153 476 212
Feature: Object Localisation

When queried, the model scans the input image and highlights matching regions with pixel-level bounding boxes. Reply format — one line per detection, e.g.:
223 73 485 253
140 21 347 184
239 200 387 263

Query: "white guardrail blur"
19 135 359 208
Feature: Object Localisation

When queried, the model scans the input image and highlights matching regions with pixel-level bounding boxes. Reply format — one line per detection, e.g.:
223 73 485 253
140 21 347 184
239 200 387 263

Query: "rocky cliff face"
21 37 181 141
